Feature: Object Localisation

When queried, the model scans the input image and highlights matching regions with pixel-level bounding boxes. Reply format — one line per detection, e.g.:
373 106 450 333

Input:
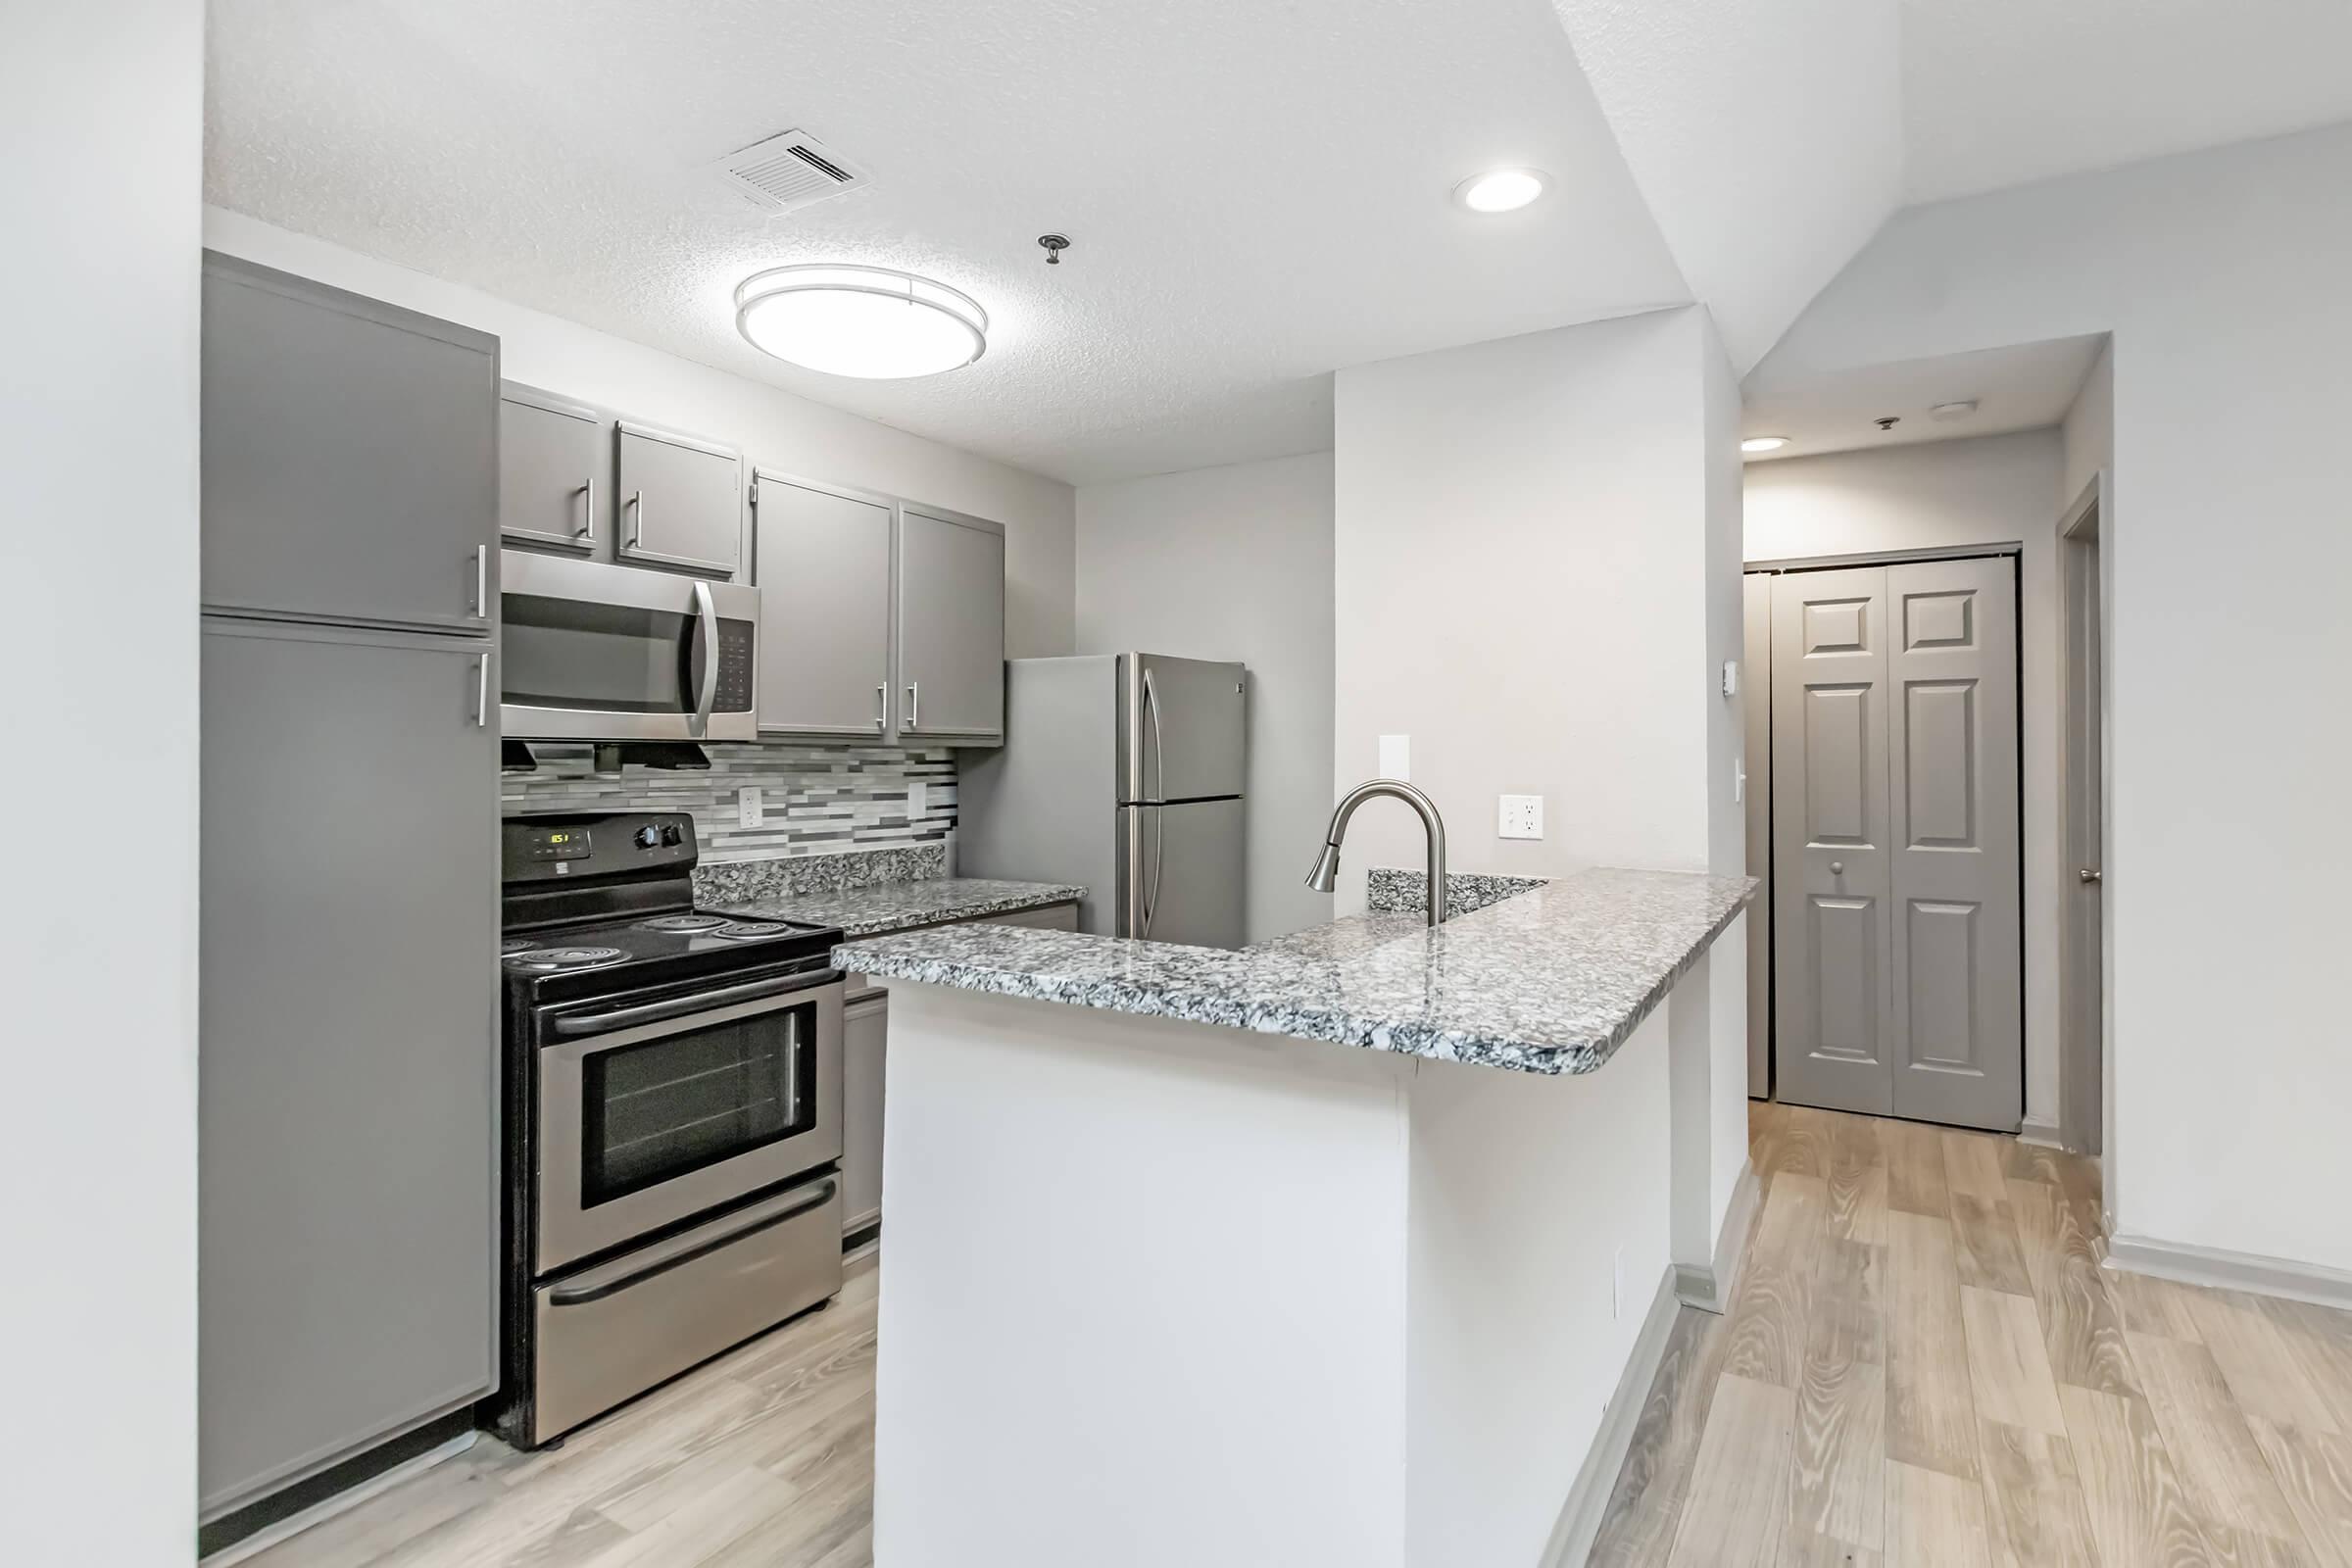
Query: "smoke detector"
710 129 870 214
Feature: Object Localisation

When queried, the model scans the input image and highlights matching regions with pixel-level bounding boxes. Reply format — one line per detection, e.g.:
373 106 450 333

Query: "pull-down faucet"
1305 779 1449 926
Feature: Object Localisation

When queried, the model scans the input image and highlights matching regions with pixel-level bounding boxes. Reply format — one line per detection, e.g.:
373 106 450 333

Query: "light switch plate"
1498 794 1544 840
737 787 762 829
1722 659 1740 698
1378 734 1410 782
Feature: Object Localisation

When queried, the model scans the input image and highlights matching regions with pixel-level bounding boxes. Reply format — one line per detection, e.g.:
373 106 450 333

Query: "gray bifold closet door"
1771 558 2022 1131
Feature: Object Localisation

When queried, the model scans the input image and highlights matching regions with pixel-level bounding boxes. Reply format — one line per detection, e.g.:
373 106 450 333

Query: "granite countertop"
839 866 1757 1076
714 875 1087 939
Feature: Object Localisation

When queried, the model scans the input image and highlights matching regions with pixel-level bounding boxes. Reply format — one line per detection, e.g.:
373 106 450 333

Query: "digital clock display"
528 827 591 862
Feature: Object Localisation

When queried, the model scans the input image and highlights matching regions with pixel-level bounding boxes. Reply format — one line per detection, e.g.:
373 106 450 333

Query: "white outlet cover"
737 787 762 829
906 780 928 819
1721 659 1740 698
1378 734 1410 782
1498 794 1544 840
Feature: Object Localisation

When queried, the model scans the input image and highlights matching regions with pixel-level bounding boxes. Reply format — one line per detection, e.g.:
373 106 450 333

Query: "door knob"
2079 868 2102 884
1830 860 1844 875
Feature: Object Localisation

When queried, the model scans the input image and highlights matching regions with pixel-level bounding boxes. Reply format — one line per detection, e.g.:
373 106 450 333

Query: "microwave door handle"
689 578 719 740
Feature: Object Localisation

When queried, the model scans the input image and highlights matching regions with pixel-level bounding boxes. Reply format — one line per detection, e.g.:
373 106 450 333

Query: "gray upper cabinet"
616 420 743 579
752 472 896 738
202 253 497 632
200 618 498 1517
896 504 1006 744
500 383 607 554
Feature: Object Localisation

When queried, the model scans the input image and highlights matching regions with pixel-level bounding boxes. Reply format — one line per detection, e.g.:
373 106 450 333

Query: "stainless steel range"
489 810 846 1447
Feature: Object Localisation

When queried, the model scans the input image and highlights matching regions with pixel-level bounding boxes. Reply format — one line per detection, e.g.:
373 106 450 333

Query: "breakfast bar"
838 867 1754 1568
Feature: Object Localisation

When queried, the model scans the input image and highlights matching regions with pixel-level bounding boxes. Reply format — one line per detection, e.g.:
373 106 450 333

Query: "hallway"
1592 1102 2352 1566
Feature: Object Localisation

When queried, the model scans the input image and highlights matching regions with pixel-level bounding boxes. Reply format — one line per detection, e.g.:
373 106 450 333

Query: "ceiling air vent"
710 129 870 214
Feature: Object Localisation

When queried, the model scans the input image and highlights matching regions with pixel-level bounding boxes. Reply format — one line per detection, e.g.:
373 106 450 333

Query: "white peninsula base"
869 980 1688 1568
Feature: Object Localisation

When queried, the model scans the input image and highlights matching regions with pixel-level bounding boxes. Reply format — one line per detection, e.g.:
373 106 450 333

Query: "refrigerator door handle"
1144 805 1164 936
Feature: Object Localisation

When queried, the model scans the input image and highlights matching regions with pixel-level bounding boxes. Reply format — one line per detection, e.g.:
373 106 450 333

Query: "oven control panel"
502 811 696 883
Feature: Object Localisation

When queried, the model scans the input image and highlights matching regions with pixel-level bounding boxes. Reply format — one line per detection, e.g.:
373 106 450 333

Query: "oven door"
533 970 843 1275
500 551 758 743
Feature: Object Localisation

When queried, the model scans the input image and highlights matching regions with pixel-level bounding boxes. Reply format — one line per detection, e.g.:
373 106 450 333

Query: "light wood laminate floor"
244 1104 2352 1568
242 1256 878 1568
1592 1102 2352 1567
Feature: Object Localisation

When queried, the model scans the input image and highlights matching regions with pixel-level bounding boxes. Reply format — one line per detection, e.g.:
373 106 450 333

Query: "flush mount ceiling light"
1453 168 1549 214
734 265 988 379
1930 399 1980 421
1741 435 1791 453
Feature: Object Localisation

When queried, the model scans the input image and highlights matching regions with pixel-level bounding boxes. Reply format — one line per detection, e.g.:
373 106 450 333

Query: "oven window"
579 1002 815 1206
503 593 692 716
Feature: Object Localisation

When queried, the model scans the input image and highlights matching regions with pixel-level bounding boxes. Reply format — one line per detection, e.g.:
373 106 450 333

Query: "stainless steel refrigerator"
958 654 1247 947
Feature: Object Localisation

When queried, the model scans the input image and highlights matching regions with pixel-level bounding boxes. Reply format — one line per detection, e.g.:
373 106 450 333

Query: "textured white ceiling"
1551 0 1903 375
1740 335 2105 463
205 0 1690 486
1901 0 2352 202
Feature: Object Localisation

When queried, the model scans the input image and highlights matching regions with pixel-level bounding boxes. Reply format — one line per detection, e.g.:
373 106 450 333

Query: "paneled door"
1770 558 2022 1131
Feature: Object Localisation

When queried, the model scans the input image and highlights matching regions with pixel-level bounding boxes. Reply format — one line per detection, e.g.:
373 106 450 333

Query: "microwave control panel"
711 619 756 713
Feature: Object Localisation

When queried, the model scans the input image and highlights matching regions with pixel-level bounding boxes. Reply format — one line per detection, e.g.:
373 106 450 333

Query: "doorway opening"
1743 549 2028 1133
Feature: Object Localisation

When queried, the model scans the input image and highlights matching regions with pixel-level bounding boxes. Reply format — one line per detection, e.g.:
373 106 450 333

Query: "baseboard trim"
2017 1115 2067 1150
2106 1233 2352 1312
1674 1159 1759 1315
1541 1264 1683 1568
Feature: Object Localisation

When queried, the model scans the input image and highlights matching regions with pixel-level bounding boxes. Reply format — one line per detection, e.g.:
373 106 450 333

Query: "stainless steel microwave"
500 552 759 742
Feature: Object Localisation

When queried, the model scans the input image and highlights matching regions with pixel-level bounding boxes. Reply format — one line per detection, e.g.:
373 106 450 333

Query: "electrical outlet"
1722 659 1740 698
1735 756 1746 805
906 780 928 819
1498 794 1544 840
1378 733 1410 782
737 787 762 829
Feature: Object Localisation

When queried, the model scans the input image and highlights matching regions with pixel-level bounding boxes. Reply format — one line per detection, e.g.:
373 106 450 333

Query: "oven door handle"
549 970 833 1037
545 1177 838 1307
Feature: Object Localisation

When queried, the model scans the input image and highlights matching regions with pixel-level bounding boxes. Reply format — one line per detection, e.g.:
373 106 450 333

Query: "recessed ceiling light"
1741 435 1790 454
735 265 988 379
1453 168 1549 214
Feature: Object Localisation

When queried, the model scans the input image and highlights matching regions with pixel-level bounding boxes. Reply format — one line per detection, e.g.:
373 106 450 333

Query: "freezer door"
1117 799 1247 949
1119 654 1246 804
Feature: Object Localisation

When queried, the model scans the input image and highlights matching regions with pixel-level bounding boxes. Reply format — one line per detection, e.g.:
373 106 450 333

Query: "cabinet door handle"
577 473 596 540
472 654 490 728
875 684 888 732
470 544 489 618
906 683 919 730
625 490 644 551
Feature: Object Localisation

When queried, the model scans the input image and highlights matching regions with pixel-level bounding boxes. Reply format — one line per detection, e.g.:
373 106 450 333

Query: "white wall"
1755 123 2352 1273
2 2 202 1556
1075 454 1336 943
203 209 1078 660
1334 308 1724 887
1745 430 2068 1124
1335 305 1750 1287
2062 337 2114 505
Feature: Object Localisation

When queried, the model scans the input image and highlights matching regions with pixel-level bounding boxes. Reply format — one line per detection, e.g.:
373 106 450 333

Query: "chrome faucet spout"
1305 779 1448 926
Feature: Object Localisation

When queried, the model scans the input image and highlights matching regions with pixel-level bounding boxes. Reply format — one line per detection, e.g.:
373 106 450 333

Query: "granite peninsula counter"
858 866 1758 1568
837 865 1753 1075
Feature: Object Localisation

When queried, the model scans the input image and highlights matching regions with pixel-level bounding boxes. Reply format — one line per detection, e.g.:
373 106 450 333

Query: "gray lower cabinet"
896 504 1006 744
616 420 743 578
199 618 499 1518
500 383 607 553
752 473 896 738
842 992 889 1236
202 254 498 632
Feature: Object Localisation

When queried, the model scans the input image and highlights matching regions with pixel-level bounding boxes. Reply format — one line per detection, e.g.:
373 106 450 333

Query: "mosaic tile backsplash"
502 743 956 862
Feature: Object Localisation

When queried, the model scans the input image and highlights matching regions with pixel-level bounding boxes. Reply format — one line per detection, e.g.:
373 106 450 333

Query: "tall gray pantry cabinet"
199 254 501 1527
